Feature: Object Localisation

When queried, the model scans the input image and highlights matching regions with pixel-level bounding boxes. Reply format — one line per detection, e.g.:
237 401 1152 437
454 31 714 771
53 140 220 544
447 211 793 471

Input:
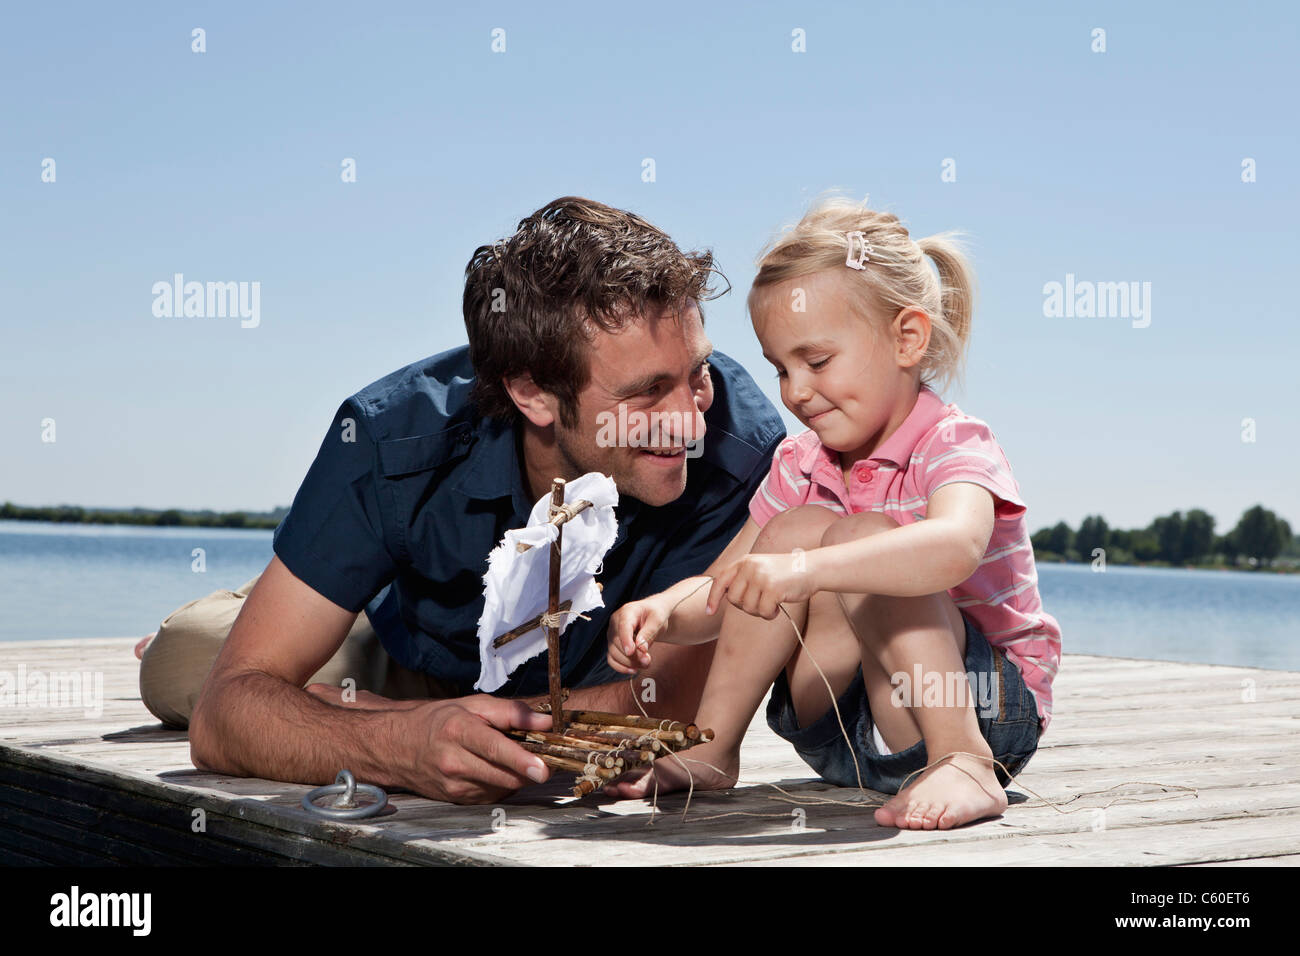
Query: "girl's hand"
706 552 818 620
606 596 672 674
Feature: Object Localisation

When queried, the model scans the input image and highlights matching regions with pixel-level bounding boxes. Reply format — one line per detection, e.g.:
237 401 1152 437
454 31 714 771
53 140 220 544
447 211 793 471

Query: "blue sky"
3 1 1296 535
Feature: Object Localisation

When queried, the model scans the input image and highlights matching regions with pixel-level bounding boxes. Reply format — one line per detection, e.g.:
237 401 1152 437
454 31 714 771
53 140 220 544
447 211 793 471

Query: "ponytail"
750 193 979 396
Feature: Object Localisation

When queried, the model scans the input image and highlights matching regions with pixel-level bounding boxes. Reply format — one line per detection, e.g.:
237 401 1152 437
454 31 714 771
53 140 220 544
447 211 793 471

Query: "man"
140 196 785 804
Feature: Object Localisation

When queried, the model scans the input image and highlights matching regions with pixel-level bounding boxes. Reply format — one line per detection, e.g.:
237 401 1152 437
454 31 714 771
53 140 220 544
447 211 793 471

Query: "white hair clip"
845 231 873 271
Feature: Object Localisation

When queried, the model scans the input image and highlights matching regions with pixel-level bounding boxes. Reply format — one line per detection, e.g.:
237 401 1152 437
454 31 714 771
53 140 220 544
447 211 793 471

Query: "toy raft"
511 706 714 797
481 476 713 798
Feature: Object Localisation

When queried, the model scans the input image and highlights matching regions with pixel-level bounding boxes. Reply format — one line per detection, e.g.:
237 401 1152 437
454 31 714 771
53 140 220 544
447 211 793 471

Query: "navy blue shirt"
272 345 784 698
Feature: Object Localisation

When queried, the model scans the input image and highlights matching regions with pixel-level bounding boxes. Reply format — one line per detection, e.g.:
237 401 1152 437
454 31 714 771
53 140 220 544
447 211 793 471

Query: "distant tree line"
1032 505 1298 569
0 501 287 530
7 497 1296 568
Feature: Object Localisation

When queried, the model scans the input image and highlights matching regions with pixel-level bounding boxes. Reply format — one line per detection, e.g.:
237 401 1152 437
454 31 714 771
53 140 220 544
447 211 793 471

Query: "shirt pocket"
376 423 475 478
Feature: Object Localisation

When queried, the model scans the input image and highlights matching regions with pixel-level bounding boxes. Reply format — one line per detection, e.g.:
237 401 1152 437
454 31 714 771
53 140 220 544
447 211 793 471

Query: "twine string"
547 500 592 523
621 575 1195 824
540 608 590 630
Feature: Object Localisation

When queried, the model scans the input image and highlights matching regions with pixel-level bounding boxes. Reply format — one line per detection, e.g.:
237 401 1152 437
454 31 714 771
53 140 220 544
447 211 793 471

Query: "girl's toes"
900 807 919 829
601 781 630 800
906 801 932 829
608 773 653 800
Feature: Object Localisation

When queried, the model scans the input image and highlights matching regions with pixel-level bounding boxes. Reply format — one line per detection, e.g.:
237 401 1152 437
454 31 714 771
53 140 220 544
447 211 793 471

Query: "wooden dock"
2 637 1299 866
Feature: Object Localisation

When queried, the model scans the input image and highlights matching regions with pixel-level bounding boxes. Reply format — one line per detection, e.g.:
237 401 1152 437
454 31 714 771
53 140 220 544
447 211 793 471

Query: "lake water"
0 520 1297 671
1034 560 1300 671
0 521 275 642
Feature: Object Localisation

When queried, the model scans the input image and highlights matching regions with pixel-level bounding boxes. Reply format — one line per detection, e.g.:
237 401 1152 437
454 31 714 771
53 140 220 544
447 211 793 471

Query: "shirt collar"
795 385 950 473
457 415 645 547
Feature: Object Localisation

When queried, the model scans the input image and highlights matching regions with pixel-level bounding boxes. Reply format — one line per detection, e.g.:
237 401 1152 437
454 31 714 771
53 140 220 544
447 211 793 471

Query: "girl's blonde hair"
747 194 977 394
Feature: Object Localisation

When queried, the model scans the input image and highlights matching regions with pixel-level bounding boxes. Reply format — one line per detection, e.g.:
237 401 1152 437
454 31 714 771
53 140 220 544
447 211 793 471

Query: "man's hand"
406 695 554 804
606 595 673 674
282 684 557 804
705 552 818 620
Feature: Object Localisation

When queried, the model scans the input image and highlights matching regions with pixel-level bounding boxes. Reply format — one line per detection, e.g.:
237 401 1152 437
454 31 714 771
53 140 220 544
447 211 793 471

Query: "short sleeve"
272 400 399 612
921 418 1026 519
748 436 810 528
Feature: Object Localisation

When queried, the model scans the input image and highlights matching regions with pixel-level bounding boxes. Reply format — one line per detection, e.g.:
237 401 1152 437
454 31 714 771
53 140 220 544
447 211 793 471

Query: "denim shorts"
766 614 1042 794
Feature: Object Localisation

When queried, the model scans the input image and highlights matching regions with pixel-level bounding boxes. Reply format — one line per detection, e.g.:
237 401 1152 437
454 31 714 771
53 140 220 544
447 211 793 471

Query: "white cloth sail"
474 472 619 692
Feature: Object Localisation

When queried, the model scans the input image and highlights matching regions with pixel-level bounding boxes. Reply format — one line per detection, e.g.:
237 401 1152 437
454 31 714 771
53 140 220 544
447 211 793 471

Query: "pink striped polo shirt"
749 385 1061 734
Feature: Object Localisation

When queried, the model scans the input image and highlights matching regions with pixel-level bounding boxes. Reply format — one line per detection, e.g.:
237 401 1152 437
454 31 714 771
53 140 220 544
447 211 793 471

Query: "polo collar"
795 386 950 474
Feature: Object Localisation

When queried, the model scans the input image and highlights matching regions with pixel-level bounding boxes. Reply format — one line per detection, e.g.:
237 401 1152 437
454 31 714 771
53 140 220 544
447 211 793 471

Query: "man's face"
553 301 714 507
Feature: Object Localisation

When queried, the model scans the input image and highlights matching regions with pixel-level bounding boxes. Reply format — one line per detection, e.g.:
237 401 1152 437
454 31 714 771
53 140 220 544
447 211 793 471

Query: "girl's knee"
820 511 899 548
754 505 842 553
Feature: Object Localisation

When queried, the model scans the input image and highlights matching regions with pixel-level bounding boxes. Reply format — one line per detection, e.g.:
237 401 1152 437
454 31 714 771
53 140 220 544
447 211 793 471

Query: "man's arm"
189 555 552 804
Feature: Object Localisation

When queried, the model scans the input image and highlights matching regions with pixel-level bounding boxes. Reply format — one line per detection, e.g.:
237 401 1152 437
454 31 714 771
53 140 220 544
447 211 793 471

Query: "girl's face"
750 269 923 461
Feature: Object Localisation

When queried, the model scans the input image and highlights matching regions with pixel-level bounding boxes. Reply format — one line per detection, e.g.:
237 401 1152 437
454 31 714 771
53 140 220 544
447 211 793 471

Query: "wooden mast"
546 478 567 734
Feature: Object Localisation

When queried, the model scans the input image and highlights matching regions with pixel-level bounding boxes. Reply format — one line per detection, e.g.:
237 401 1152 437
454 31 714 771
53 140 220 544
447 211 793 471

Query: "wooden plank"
1082 676 1295 692
719 812 1300 868
324 771 1300 866
0 839 58 865
1015 761 1278 792
0 744 518 867
3 637 1298 866
1185 853 1300 867
0 789 215 866
0 820 119 865
419 780 1300 867
0 755 379 865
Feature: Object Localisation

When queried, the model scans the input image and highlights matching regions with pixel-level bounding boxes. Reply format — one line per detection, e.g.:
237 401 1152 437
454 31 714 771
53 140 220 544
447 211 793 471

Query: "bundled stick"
493 477 713 798
511 708 714 798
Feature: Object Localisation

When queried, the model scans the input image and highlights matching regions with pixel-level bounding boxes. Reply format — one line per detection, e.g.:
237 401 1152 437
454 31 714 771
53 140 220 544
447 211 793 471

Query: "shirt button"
459 431 473 445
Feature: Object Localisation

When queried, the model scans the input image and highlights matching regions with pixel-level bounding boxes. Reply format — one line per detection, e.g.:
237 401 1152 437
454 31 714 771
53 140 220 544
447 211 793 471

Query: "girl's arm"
705 483 996 618
606 517 762 673
812 482 995 596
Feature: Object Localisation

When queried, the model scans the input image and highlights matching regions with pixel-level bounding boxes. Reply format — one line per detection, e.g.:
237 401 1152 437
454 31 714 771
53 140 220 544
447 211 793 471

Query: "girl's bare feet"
134 632 156 660
600 745 739 800
874 752 1007 830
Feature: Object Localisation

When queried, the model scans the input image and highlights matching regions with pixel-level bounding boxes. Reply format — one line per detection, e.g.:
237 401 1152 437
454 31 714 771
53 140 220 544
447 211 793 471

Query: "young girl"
604 196 1061 830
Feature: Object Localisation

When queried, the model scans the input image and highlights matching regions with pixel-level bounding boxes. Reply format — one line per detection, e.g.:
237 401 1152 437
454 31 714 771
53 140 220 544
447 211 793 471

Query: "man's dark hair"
463 196 724 428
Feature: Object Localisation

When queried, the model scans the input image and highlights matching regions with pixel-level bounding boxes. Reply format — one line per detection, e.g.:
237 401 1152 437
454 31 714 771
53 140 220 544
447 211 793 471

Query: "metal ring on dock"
302 769 388 820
